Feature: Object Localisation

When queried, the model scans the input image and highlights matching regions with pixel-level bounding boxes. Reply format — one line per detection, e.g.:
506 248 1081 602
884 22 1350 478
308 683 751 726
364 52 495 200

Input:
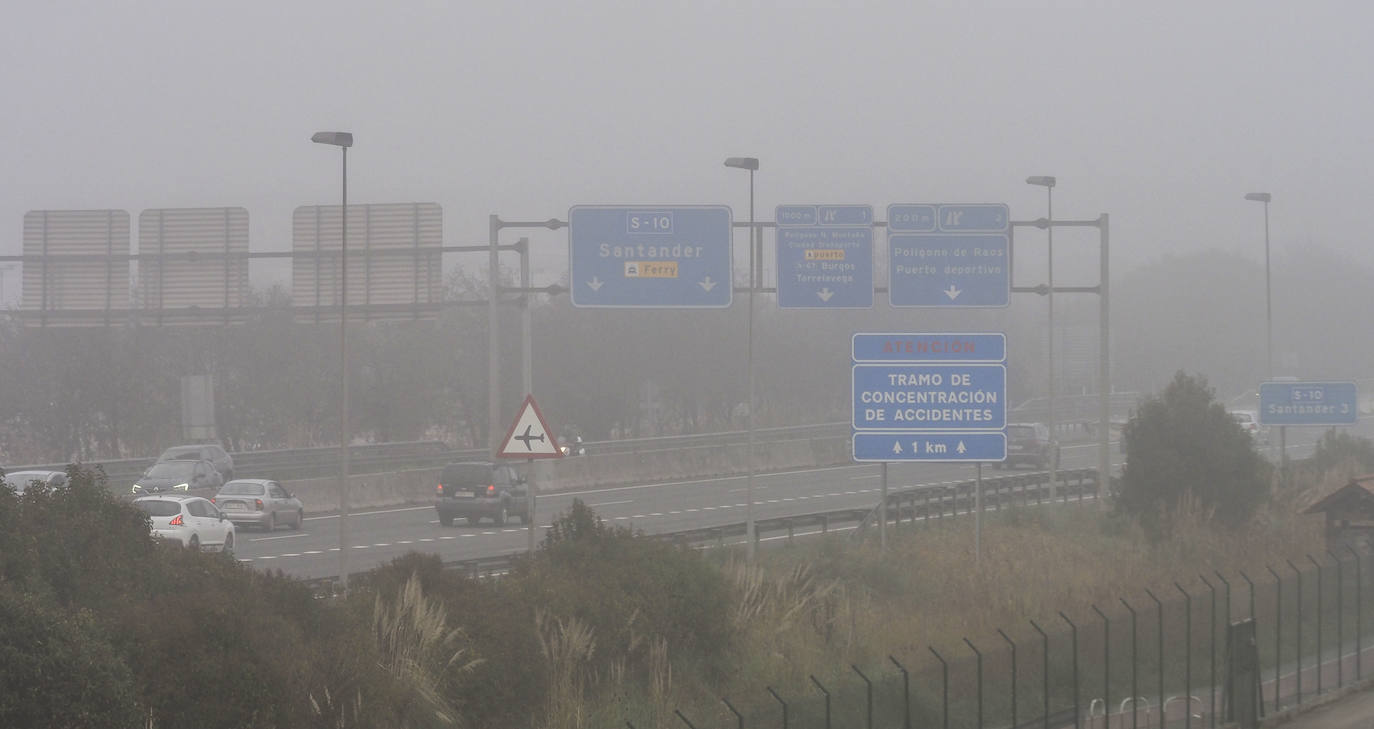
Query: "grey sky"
4 1 1371 297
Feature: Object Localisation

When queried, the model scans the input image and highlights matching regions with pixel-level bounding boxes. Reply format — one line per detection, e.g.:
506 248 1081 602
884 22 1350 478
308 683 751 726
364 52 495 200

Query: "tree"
1116 371 1270 537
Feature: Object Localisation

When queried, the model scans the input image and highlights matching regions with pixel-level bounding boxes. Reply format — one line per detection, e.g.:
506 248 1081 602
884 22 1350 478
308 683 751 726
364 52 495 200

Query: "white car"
1229 410 1270 444
2 470 68 495
134 494 236 553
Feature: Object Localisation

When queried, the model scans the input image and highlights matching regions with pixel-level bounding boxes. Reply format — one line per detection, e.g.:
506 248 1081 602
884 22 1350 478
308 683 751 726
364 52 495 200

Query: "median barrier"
283 435 853 513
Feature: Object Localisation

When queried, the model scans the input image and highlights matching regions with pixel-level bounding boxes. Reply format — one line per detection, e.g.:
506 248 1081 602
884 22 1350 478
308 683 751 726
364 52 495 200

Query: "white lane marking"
782 498 795 502
419 538 435 542
481 531 498 535
649 512 664 517
463 534 479 538
237 558 253 563
668 510 681 515
439 536 456 540
614 516 629 520
631 514 646 518
372 543 391 547
281 553 301 558
686 508 699 512
589 499 633 507
733 503 746 508
850 474 880 480
397 540 414 545
351 545 367 549
303 550 322 555
703 506 717 510
329 547 340 552
249 532 310 542
543 464 872 499
501 529 522 533
305 505 431 521
258 555 278 560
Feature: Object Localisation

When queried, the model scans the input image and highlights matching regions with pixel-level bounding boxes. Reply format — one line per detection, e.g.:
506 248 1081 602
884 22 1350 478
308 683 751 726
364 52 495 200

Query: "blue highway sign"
1258 381 1358 426
776 204 873 309
887 203 1009 308
852 364 1006 431
852 332 1005 363
568 206 733 308
853 432 1007 463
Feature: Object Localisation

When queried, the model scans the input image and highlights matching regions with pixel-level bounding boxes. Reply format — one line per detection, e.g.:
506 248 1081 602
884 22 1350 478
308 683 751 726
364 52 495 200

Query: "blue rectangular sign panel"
1258 381 1358 425
568 205 733 308
889 234 1009 307
854 432 1006 462
776 204 873 309
852 364 1006 431
852 332 1005 363
887 204 937 232
935 204 1009 232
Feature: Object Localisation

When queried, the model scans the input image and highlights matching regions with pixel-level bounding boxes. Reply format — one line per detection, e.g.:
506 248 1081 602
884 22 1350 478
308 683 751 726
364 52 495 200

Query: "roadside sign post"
852 333 1007 556
496 394 564 554
1258 381 1359 488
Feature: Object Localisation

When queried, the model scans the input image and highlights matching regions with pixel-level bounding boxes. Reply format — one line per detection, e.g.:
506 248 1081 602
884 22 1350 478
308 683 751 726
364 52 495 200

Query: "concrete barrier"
284 436 852 514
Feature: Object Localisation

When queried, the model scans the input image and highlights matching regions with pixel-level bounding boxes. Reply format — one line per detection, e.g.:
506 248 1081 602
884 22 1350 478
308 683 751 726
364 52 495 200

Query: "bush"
1116 371 1270 538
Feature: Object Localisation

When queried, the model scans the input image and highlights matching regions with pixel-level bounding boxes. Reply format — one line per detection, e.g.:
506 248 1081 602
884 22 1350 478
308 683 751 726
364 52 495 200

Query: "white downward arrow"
943 285 962 300
698 276 717 292
891 441 903 455
956 441 967 454
817 288 834 302
587 277 603 291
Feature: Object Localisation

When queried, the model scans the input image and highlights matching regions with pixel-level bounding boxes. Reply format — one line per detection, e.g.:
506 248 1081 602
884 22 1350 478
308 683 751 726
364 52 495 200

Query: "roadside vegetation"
2 370 1367 727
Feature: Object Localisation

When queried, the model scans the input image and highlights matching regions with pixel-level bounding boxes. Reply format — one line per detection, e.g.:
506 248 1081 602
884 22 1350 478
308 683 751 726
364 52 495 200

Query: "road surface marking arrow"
943 285 962 300
817 288 834 302
698 276 717 292
587 276 603 291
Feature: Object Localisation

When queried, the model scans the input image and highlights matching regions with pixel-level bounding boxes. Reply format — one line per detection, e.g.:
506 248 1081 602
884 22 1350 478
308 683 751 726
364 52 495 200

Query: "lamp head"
724 157 759 171
311 131 354 148
1026 176 1056 188
1244 192 1271 203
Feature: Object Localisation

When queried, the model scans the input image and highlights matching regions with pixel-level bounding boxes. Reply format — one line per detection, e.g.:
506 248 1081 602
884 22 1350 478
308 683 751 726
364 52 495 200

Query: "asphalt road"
232 421 1369 580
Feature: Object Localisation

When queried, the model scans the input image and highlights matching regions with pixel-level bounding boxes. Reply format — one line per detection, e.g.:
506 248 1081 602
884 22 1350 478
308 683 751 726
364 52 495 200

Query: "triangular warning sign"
497 395 563 459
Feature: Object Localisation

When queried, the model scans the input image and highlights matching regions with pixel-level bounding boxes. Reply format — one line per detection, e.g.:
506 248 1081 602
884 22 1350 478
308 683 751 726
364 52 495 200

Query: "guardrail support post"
852 664 874 729
1201 575 1217 729
1060 612 1080 729
722 697 744 729
1347 545 1361 681
810 675 831 729
1176 583 1193 729
1145 588 1164 724
673 709 699 729
964 638 985 729
1265 565 1281 712
766 686 788 729
998 629 1018 729
1092 605 1110 729
1328 550 1343 689
1121 598 1138 729
786 519 794 544
1308 554 1324 696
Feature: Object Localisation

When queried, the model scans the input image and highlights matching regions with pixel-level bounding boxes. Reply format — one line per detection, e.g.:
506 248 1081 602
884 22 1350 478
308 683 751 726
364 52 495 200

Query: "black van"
434 461 529 527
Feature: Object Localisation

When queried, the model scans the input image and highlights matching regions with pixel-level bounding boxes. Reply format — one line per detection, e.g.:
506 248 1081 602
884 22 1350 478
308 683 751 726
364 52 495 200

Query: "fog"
3 1 1373 456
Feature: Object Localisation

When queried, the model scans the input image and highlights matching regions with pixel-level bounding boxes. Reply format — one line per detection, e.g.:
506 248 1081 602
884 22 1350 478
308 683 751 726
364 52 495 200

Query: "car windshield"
219 481 265 496
135 500 182 517
144 462 195 479
1008 426 1036 439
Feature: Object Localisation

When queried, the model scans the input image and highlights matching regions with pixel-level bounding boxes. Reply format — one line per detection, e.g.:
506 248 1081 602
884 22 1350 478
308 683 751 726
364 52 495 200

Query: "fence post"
1176 582 1193 729
1061 611 1081 729
964 638 985 729
1031 620 1050 729
998 629 1018 729
1144 588 1164 723
1328 550 1344 689
890 655 912 729
809 675 831 729
930 646 950 729
1092 605 1110 729
722 698 744 729
1347 545 1362 681
1308 554 1324 697
1121 598 1138 729
1287 559 1303 705
852 664 873 729
766 686 788 729
674 709 699 729
1200 575 1217 729
1265 565 1282 713
1215 571 1232 625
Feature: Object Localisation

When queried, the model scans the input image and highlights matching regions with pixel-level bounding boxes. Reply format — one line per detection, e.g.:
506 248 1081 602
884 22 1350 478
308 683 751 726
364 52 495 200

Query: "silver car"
212 479 303 531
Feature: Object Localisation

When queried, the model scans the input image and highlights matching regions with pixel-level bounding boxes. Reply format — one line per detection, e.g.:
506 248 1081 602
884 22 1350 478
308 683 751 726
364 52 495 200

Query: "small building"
1302 475 1374 552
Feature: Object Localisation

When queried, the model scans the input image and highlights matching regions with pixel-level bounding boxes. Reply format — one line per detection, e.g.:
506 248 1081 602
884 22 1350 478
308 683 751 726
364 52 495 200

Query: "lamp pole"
1245 192 1278 467
1027 176 1057 496
725 156 759 560
313 130 354 592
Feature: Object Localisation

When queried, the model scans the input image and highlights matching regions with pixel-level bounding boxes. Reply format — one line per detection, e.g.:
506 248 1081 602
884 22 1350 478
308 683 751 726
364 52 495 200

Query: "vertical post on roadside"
520 237 535 555
880 462 889 553
975 463 983 565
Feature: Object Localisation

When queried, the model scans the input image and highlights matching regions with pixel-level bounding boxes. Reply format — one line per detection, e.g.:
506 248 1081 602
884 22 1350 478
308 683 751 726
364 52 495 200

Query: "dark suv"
1001 422 1060 469
434 462 529 527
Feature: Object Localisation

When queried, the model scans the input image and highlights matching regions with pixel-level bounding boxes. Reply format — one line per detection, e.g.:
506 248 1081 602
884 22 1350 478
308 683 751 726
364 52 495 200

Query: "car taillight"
169 514 184 526
436 484 444 495
255 499 264 511
210 497 216 503
486 484 495 493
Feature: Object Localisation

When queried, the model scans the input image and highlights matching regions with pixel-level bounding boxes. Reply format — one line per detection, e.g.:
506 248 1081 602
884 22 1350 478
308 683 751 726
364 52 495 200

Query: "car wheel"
223 532 234 555
188 534 201 551
265 513 276 532
292 510 303 530
439 513 453 527
494 504 507 527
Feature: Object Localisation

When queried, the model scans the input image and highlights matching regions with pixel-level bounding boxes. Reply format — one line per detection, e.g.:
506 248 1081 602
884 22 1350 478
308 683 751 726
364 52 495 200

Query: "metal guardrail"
300 468 1101 595
5 422 853 490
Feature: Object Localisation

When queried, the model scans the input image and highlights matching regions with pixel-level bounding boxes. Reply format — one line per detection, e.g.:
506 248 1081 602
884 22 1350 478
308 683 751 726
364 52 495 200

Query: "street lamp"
313 130 353 592
724 156 759 560
1026 176 1058 495
1244 192 1272 379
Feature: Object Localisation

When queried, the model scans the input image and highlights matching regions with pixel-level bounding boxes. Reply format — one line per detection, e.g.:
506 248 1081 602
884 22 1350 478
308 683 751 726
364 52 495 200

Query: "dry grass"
719 498 1326 694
